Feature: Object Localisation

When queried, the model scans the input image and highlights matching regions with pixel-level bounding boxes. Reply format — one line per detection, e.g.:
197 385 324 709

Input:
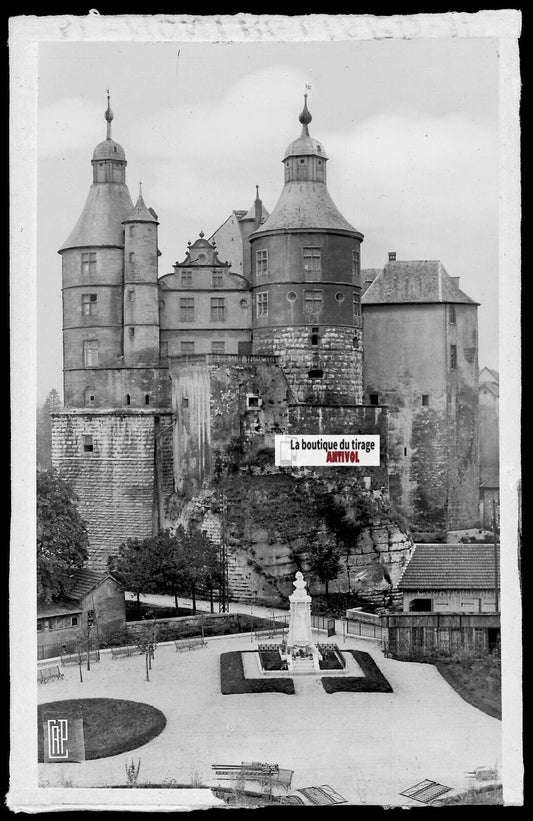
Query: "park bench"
174 636 207 652
252 627 287 641
60 649 100 666
37 665 64 684
211 762 293 793
110 645 139 659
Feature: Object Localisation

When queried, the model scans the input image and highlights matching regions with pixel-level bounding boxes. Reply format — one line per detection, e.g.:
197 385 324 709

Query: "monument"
285 571 321 674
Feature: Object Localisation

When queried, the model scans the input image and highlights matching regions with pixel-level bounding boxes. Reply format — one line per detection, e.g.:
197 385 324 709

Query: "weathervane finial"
105 90 114 139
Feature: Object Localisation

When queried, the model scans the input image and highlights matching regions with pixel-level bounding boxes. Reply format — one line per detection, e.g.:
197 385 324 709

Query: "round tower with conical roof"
59 94 135 407
249 96 364 404
122 185 161 367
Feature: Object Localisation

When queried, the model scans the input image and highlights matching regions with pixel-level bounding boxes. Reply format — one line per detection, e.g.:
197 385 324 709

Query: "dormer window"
181 271 192 287
212 271 224 288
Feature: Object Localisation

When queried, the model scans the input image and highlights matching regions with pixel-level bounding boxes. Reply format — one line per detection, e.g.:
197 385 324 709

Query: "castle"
51 94 480 593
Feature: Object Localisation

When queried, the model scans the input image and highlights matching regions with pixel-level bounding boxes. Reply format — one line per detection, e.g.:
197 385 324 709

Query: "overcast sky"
37 37 500 403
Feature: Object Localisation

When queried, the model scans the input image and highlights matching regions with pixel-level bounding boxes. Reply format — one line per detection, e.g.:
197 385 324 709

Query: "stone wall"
254 325 363 404
51 409 174 570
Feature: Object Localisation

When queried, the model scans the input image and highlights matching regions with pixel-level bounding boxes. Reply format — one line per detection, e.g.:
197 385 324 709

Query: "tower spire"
105 89 114 140
299 92 312 137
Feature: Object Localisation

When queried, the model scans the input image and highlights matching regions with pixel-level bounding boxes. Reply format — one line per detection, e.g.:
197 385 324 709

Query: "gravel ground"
37 629 501 806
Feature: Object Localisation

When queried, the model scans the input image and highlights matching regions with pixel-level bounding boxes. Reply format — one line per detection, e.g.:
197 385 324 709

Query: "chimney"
388 251 396 261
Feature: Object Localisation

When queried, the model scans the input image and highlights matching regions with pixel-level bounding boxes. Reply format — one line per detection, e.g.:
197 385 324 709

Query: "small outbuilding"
397 543 499 613
37 569 125 659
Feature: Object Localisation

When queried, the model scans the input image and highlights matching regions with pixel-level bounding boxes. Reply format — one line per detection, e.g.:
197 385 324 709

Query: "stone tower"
59 93 135 408
52 95 173 571
249 95 364 405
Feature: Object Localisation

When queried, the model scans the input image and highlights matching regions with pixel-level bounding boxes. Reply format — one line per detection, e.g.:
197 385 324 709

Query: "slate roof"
59 183 134 251
251 181 361 236
397 544 500 590
123 193 158 224
60 569 117 602
362 260 478 305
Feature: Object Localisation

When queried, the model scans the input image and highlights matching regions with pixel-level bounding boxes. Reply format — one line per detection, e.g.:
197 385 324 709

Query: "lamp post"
86 610 95 671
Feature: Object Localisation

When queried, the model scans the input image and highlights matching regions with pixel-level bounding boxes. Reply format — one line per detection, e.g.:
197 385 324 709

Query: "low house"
37 569 125 659
397 543 499 613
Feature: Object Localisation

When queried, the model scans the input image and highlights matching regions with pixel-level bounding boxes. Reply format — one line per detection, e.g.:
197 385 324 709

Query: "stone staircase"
290 656 317 675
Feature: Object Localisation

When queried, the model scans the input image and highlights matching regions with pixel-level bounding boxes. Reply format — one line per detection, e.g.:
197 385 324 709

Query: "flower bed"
220 652 294 694
321 650 393 693
258 649 288 671
317 644 344 670
38 698 166 761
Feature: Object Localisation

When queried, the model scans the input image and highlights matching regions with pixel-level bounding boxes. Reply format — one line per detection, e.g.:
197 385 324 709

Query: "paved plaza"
38 629 501 806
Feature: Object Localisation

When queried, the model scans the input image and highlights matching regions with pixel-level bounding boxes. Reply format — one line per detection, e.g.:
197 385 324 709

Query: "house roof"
397 544 500 590
37 601 82 618
479 381 499 398
362 260 478 306
479 366 499 383
60 569 118 602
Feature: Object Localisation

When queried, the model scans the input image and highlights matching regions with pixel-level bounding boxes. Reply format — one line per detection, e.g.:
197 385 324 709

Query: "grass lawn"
220 652 294 694
433 656 501 720
38 699 167 761
434 784 503 805
321 650 393 693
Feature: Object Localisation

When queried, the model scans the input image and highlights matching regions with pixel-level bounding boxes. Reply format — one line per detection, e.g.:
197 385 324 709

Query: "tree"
37 389 61 470
149 529 189 614
307 530 342 606
176 526 222 614
37 469 89 602
109 536 156 618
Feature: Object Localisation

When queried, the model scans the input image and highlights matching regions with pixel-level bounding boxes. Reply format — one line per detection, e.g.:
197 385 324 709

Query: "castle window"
83 340 99 367
82 293 98 316
449 304 456 324
129 225 136 237
310 333 320 346
352 250 360 280
145 394 150 405
308 367 323 379
210 297 226 321
369 394 379 405
126 394 131 405
450 344 457 369
353 290 361 317
257 292 268 317
129 252 135 264
181 341 195 354
182 397 189 408
212 271 224 288
303 289 322 314
353 336 359 348
128 289 135 302
303 247 321 275
256 249 268 276
81 252 96 275
335 292 345 302
179 297 195 322
82 435 93 453
247 395 261 409
300 158 305 163
422 394 430 406
181 270 192 287
211 341 225 354
159 341 168 359
84 387 95 406
129 327 135 338
286 291 297 302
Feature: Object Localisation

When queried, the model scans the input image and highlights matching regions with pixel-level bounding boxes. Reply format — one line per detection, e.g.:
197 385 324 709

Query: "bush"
321 650 393 693
220 652 294 694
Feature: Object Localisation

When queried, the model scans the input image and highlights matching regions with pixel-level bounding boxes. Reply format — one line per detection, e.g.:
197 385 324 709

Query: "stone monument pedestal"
283 571 321 674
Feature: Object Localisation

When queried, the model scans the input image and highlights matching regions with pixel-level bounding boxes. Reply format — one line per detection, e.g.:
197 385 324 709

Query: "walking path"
38 624 501 806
